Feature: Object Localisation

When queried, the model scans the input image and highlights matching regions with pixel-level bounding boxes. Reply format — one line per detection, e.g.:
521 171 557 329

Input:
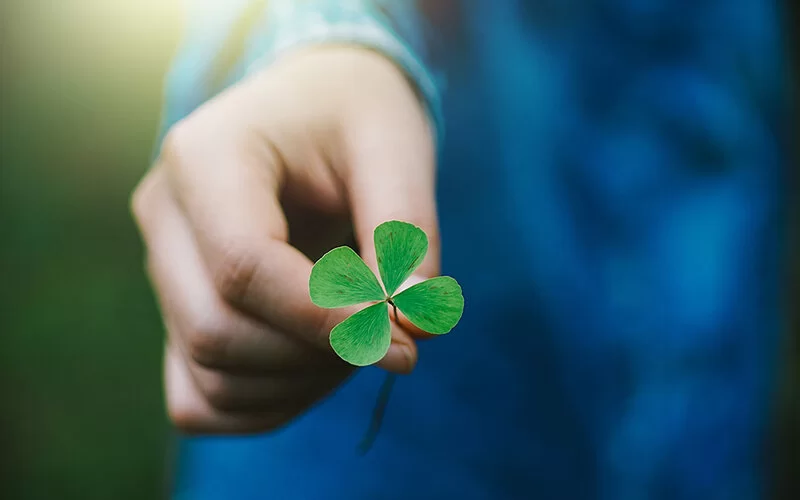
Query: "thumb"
341 104 440 279
339 88 441 350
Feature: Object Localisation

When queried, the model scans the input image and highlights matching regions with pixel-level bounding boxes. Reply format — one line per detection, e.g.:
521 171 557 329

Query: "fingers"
182 356 348 413
159 119 331 349
134 168 337 374
136 171 354 434
165 344 301 435
158 115 342 353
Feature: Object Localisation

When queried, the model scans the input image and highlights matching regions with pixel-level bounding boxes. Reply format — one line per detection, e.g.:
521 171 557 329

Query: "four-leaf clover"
309 221 464 366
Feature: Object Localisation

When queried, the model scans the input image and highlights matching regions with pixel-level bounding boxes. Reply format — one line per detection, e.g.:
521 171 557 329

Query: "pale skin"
131 47 440 434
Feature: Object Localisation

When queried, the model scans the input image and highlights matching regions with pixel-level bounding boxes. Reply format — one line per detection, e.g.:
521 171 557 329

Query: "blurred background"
1 1 181 498
0 1 796 499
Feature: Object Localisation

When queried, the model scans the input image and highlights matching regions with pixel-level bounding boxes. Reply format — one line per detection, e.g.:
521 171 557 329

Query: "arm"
159 0 442 144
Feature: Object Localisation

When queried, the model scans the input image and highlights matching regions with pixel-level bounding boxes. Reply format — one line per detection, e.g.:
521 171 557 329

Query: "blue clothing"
162 1 791 499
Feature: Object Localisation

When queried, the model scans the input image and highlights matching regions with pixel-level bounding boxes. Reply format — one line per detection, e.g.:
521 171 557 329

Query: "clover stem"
357 300 400 455
358 372 396 455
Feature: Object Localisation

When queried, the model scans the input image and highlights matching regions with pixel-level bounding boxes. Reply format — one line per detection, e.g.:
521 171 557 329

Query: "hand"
131 47 440 434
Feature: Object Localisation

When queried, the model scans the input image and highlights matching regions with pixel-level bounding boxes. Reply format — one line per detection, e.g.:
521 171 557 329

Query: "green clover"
309 220 464 366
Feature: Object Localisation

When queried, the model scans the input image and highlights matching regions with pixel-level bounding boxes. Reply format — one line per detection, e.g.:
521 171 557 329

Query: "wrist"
249 46 433 145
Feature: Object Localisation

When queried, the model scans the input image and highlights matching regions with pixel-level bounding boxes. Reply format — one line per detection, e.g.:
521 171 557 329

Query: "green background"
1 1 180 498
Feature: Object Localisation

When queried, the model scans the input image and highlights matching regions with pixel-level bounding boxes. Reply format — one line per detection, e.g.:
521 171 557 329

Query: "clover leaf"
309 221 464 366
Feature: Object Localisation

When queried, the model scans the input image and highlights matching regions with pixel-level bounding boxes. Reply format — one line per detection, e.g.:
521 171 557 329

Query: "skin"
131 47 440 434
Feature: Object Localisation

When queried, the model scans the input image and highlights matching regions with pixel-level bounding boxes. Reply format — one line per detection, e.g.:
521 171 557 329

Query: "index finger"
159 116 329 343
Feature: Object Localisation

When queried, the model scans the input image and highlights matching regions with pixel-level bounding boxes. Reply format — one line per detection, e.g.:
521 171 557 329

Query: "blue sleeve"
160 0 443 143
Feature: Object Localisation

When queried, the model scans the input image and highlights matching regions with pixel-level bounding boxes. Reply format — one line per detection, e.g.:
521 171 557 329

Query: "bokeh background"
0 1 797 499
1 1 181 499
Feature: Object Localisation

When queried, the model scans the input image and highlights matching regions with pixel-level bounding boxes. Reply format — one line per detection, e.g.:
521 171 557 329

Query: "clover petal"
374 221 428 296
330 302 392 366
309 247 386 308
392 276 464 334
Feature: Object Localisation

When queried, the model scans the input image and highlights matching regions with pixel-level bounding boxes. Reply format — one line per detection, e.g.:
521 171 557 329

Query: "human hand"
131 47 439 434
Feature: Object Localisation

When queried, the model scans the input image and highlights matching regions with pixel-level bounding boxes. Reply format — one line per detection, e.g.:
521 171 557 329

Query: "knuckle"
159 119 194 167
129 185 146 223
164 385 206 434
129 171 159 224
199 373 239 412
166 401 199 433
214 244 261 307
184 314 231 368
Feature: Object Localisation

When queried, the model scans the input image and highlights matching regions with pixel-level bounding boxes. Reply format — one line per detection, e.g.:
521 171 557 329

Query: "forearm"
159 0 443 144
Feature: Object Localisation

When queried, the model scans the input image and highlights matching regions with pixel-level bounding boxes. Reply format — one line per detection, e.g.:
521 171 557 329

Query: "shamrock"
309 220 464 366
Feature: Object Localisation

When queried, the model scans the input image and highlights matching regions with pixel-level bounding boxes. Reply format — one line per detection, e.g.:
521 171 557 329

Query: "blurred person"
131 0 794 498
